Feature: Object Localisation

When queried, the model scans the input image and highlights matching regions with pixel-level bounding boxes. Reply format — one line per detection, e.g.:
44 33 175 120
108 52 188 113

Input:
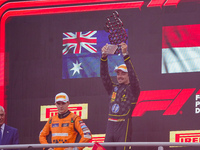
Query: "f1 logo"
132 88 195 117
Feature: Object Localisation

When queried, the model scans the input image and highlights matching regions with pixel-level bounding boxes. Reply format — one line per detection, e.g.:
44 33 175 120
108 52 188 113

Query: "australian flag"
62 30 126 79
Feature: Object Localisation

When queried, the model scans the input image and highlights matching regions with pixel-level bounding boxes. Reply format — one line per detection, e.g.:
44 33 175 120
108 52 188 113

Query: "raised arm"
120 42 140 99
100 44 115 95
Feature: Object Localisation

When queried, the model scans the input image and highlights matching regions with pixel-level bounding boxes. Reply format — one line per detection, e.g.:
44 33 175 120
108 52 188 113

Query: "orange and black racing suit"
100 55 140 150
39 110 92 150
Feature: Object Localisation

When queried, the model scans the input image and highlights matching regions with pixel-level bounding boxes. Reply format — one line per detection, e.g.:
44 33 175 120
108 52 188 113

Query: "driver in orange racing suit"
39 92 92 150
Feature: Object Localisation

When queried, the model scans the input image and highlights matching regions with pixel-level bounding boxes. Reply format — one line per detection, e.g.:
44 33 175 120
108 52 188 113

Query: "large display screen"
1 0 200 150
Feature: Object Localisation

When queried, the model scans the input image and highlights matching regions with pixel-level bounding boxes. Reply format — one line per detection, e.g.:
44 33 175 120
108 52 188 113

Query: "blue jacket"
1 125 19 150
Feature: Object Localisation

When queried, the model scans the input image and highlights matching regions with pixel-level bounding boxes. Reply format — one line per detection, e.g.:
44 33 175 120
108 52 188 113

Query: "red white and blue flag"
63 31 97 55
62 30 125 79
162 24 200 74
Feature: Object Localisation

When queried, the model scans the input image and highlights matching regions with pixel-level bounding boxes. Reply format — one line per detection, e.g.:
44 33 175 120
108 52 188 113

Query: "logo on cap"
114 64 128 72
55 92 69 103
56 95 66 99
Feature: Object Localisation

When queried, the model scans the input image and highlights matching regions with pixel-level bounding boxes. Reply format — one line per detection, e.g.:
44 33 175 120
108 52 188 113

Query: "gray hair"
0 106 5 112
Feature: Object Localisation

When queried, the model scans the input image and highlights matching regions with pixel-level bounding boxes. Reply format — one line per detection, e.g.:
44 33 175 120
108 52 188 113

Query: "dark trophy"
104 11 128 54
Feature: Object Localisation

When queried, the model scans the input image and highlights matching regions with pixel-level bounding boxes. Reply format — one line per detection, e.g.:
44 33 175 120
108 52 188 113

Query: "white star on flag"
70 60 83 76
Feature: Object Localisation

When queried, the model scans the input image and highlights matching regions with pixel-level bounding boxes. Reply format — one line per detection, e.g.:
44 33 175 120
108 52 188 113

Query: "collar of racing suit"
58 110 70 119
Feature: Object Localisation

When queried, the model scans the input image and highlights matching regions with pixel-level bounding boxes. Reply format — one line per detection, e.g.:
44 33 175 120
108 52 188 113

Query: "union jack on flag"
63 31 97 55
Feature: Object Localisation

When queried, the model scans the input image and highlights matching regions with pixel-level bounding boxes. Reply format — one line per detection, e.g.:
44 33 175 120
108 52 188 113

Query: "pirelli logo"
40 103 88 121
84 134 105 150
56 95 66 99
89 134 105 143
170 130 200 147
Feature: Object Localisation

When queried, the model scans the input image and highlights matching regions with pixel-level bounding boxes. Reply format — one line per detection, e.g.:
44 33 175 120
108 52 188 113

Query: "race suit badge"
111 92 116 102
114 87 118 92
112 104 120 113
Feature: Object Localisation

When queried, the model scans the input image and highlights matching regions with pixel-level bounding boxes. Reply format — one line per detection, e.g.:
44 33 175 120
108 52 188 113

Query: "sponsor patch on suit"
62 123 69 127
52 123 59 128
